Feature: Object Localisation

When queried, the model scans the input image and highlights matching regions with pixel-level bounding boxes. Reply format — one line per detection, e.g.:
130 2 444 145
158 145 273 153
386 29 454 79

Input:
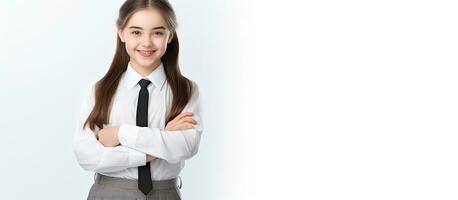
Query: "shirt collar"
124 62 167 90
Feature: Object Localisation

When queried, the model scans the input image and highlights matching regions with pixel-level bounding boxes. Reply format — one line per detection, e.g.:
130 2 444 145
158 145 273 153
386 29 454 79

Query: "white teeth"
138 50 155 57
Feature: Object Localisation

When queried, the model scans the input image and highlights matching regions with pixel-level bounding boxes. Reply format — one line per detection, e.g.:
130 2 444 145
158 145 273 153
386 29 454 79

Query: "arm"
97 114 196 153
118 81 204 164
72 84 147 173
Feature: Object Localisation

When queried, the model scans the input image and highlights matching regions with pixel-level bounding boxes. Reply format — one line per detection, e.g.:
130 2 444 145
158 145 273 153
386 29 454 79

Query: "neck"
130 60 161 77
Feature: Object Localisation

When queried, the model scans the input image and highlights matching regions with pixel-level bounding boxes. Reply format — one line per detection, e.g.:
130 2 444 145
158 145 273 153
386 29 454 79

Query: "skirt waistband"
94 173 181 191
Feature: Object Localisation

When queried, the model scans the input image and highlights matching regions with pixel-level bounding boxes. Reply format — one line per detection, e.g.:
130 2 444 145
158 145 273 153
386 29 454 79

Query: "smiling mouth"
137 50 156 57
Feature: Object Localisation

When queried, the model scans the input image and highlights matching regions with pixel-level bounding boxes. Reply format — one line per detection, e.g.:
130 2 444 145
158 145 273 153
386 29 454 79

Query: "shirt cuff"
118 124 140 148
128 148 146 167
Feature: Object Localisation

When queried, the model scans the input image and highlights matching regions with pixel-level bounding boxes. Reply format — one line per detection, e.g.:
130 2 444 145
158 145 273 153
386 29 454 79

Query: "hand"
165 112 197 131
98 126 120 147
146 154 156 162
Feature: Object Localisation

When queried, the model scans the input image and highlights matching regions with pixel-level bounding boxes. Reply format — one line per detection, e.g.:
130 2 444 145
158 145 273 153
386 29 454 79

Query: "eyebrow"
128 26 166 30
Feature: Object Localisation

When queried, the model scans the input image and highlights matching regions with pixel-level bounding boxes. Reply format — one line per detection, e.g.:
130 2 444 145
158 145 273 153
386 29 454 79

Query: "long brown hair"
83 0 193 131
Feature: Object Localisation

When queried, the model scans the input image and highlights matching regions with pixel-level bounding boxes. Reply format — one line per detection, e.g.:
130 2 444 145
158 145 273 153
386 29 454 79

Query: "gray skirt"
87 173 182 200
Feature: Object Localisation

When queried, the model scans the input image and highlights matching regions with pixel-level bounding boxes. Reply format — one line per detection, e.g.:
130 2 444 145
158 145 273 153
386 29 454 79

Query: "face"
118 8 173 70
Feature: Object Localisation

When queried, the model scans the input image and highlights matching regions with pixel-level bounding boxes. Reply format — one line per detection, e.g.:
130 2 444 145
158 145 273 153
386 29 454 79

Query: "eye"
153 31 164 36
131 31 141 36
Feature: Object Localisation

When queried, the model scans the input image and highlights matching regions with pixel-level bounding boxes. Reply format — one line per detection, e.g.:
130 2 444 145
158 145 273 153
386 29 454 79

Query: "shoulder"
164 77 201 94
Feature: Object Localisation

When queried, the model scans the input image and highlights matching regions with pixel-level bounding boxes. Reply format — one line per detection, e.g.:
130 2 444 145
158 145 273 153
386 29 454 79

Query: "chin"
136 58 160 67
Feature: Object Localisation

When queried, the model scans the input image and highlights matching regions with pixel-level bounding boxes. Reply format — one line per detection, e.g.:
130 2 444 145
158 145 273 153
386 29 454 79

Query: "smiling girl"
73 0 203 199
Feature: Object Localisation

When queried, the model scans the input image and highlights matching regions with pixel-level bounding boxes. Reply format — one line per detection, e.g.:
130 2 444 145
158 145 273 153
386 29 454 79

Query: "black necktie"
137 79 152 195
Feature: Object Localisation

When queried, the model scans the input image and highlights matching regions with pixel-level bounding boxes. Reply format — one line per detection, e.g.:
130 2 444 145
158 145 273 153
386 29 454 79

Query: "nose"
141 35 153 48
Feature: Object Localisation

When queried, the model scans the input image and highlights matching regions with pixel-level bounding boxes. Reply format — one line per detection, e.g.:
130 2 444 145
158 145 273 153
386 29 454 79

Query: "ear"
118 29 125 43
167 31 174 44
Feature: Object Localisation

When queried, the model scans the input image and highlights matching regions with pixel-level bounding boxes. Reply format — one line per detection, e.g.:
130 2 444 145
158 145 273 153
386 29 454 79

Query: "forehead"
126 8 167 29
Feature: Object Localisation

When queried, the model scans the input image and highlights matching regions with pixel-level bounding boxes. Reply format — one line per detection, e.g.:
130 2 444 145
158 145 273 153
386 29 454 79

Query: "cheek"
126 41 137 51
153 38 169 53
124 43 138 58
123 37 138 50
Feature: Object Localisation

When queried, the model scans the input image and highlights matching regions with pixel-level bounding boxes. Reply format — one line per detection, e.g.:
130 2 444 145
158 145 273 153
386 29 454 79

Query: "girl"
73 0 203 199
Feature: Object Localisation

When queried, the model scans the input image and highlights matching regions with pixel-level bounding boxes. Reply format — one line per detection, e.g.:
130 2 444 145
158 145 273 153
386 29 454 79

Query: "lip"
137 49 156 57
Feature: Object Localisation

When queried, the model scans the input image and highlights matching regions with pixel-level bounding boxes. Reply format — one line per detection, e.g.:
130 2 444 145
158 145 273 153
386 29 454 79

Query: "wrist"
146 154 156 162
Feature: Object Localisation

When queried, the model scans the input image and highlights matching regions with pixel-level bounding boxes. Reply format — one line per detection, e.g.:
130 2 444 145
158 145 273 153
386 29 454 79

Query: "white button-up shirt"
73 62 204 180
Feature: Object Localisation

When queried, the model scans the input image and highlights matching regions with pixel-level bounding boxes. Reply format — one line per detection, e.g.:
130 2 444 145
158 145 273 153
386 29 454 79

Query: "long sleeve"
118 81 204 164
73 84 147 173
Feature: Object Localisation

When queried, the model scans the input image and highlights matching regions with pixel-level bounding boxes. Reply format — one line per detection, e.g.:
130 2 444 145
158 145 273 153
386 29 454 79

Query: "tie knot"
138 79 151 88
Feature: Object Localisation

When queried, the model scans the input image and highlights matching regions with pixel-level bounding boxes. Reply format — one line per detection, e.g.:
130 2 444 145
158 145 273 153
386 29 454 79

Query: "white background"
1 0 458 199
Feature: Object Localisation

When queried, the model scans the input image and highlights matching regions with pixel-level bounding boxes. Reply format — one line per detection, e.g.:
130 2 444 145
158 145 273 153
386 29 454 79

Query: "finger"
174 112 194 121
170 112 191 123
177 116 196 123
165 122 181 131
178 122 194 130
178 117 197 125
